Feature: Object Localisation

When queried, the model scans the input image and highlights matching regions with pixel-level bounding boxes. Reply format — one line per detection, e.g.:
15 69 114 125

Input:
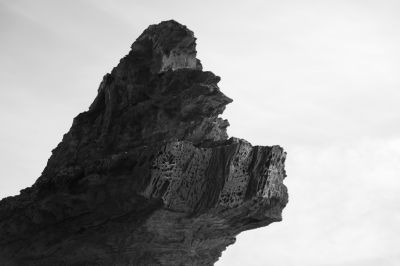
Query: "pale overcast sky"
1 0 400 265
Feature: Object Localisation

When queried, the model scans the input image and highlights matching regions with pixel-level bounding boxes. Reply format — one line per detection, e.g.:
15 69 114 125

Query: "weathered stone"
0 20 288 266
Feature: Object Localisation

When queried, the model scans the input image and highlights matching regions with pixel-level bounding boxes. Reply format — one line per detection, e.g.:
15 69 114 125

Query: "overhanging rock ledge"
0 20 288 266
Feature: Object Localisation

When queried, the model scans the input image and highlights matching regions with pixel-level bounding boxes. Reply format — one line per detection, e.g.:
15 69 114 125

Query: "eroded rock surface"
0 20 288 266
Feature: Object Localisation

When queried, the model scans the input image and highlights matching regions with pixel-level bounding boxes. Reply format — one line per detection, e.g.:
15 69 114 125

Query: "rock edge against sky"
0 20 288 266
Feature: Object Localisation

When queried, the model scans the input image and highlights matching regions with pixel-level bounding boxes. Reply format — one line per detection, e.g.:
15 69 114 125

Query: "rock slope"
0 20 288 266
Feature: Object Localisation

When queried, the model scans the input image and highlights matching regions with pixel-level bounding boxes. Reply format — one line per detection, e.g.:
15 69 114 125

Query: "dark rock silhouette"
0 20 288 266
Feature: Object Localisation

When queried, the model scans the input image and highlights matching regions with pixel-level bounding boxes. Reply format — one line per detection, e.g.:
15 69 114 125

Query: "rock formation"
0 20 288 266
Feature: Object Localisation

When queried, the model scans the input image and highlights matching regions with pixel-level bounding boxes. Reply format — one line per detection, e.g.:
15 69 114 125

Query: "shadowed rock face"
0 20 288 266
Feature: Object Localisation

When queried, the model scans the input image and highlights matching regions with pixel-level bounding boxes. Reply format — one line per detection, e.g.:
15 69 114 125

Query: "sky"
0 0 400 265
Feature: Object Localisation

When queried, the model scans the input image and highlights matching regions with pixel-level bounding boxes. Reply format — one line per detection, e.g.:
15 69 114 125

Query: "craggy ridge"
0 20 288 266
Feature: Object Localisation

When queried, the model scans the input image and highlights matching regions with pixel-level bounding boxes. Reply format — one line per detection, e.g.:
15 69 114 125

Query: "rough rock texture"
0 20 288 266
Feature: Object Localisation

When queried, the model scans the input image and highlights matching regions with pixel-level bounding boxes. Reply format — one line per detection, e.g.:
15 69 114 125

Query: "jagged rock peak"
87 20 231 151
130 20 203 73
0 20 288 266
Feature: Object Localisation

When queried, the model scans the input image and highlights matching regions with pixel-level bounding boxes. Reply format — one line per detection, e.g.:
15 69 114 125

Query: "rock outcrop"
0 20 288 266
